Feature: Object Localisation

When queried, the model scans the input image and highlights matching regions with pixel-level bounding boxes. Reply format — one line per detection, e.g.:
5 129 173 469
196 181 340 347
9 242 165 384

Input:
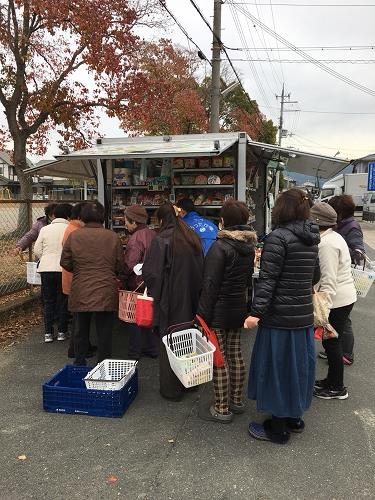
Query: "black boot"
263 418 291 444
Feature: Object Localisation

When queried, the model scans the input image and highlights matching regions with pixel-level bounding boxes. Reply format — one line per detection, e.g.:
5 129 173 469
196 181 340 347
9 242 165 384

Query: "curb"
0 291 41 323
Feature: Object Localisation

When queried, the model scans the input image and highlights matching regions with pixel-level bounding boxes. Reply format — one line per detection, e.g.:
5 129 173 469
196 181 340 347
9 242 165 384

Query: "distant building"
0 152 92 200
351 153 375 174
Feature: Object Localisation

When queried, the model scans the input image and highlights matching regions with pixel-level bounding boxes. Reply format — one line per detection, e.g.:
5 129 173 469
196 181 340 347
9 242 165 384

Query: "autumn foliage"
0 0 159 196
118 40 208 136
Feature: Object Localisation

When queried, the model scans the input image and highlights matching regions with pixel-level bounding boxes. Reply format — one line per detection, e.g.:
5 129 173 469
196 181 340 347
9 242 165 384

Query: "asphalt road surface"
0 243 375 499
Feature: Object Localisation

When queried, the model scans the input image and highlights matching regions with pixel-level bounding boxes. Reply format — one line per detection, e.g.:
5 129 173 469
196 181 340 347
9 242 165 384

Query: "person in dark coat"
245 188 320 445
60 202 124 366
197 200 256 423
14 203 57 254
142 203 204 401
123 204 158 360
323 195 365 365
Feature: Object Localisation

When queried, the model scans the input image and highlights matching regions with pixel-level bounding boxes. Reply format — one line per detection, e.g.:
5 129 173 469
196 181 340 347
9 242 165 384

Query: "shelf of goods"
111 155 237 229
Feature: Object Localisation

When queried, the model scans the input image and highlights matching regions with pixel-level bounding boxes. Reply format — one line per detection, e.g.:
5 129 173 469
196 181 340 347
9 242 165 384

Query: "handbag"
312 290 338 340
195 315 225 368
135 288 154 328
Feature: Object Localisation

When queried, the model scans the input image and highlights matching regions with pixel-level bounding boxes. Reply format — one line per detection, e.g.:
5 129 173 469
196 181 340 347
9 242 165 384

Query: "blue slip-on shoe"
248 422 271 441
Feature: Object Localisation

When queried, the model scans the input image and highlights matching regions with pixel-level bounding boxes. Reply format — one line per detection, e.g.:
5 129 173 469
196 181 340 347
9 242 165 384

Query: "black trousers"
159 337 185 400
40 272 69 336
322 303 354 390
127 323 159 359
75 312 114 365
342 315 354 360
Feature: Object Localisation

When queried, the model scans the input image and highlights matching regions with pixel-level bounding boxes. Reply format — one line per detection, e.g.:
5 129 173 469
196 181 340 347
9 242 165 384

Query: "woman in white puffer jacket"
310 202 356 401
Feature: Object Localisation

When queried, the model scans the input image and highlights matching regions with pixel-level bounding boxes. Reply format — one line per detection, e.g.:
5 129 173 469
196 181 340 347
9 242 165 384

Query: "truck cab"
363 192 375 212
318 185 342 203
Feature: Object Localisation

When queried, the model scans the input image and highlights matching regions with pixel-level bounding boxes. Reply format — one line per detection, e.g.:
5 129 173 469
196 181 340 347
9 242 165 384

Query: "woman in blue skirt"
245 189 320 444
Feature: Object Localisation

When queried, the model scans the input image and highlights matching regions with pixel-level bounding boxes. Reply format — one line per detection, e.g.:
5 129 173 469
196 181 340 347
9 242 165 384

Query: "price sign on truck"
368 162 375 191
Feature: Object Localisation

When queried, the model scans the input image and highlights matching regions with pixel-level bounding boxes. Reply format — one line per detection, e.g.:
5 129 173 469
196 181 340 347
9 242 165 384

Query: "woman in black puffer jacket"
245 188 320 444
197 200 256 423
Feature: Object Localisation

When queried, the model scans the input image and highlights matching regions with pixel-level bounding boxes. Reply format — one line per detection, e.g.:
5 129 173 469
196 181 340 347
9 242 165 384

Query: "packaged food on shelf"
184 158 196 169
212 157 223 168
113 216 125 227
223 156 235 168
198 157 210 169
207 175 220 185
180 175 196 185
220 174 235 185
173 158 184 169
194 175 208 185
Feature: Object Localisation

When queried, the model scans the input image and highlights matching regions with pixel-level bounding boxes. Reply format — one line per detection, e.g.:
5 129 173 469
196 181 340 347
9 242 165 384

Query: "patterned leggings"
213 329 246 414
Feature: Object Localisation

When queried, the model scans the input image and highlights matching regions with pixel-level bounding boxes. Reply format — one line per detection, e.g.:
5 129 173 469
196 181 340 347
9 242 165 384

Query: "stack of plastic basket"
43 360 138 417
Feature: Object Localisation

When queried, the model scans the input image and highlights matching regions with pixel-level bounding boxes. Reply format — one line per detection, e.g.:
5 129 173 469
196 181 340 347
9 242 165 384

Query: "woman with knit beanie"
124 205 158 359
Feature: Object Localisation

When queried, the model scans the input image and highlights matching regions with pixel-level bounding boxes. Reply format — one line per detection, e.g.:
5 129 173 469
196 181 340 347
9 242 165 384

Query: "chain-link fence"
0 200 77 297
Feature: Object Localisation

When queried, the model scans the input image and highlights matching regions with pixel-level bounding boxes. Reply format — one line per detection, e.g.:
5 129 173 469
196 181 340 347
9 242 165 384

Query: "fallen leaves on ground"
106 475 119 484
0 303 42 350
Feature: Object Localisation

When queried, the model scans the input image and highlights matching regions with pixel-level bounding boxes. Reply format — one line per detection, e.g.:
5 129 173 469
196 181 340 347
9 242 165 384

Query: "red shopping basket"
135 289 154 328
118 283 144 323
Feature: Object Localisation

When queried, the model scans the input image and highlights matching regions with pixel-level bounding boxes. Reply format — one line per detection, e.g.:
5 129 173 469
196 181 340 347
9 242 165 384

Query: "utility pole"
275 84 297 195
210 0 222 133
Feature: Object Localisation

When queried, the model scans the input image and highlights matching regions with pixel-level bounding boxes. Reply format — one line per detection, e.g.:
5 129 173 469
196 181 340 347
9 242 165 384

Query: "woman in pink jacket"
123 205 158 360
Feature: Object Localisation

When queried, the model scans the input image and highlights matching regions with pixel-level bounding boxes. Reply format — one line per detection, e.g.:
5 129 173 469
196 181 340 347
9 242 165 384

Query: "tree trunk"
13 136 33 235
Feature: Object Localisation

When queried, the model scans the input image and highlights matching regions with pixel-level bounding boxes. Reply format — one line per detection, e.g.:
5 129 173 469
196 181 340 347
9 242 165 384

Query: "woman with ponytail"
143 203 204 401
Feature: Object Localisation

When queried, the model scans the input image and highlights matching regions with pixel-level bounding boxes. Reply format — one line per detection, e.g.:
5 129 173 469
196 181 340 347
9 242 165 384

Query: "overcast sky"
148 0 373 161
4 0 374 162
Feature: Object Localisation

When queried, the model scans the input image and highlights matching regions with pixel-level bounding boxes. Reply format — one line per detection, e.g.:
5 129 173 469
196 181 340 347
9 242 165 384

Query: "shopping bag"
312 291 338 340
195 314 225 368
135 288 154 328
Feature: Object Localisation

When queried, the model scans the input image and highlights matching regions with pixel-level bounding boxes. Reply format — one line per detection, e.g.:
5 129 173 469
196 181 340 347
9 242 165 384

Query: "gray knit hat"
310 202 337 227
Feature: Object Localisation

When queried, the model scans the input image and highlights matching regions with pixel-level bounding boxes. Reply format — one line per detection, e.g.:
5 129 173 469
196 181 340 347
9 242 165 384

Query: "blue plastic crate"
43 365 138 418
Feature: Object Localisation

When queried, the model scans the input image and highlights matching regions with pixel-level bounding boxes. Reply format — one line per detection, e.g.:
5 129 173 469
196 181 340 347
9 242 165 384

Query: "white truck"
319 173 368 209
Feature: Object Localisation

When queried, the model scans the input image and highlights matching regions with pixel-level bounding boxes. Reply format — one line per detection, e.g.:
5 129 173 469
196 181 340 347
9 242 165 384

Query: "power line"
226 2 375 6
263 106 375 115
226 45 375 51
188 0 269 131
268 0 286 84
228 1 273 107
157 0 211 66
231 58 375 63
229 1 375 97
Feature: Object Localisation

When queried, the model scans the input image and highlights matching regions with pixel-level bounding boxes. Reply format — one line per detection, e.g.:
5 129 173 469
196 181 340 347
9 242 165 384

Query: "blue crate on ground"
42 365 138 418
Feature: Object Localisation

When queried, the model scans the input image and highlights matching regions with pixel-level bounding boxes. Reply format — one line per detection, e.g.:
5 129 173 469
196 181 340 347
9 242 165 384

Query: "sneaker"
318 351 327 360
248 422 271 441
57 332 67 341
314 386 348 400
343 355 353 366
314 379 328 390
44 334 54 343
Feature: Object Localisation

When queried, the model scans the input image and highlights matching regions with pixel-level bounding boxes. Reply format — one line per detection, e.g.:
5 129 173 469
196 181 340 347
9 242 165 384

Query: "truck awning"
247 140 349 179
23 132 349 180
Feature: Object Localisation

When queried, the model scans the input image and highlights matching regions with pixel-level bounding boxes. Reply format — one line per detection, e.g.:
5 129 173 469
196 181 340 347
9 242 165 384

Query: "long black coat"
251 220 320 330
197 227 256 329
142 226 203 336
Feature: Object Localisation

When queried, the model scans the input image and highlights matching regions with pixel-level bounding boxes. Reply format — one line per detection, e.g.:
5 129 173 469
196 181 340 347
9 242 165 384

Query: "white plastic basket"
162 328 215 388
351 266 375 298
26 262 41 285
84 359 138 391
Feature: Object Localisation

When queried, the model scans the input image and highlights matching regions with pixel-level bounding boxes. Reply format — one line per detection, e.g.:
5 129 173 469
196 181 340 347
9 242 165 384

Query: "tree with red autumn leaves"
118 40 208 136
0 0 160 199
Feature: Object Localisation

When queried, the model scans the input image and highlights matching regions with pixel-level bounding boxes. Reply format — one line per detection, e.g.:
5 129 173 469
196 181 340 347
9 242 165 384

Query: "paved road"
1 235 375 499
0 286 375 499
